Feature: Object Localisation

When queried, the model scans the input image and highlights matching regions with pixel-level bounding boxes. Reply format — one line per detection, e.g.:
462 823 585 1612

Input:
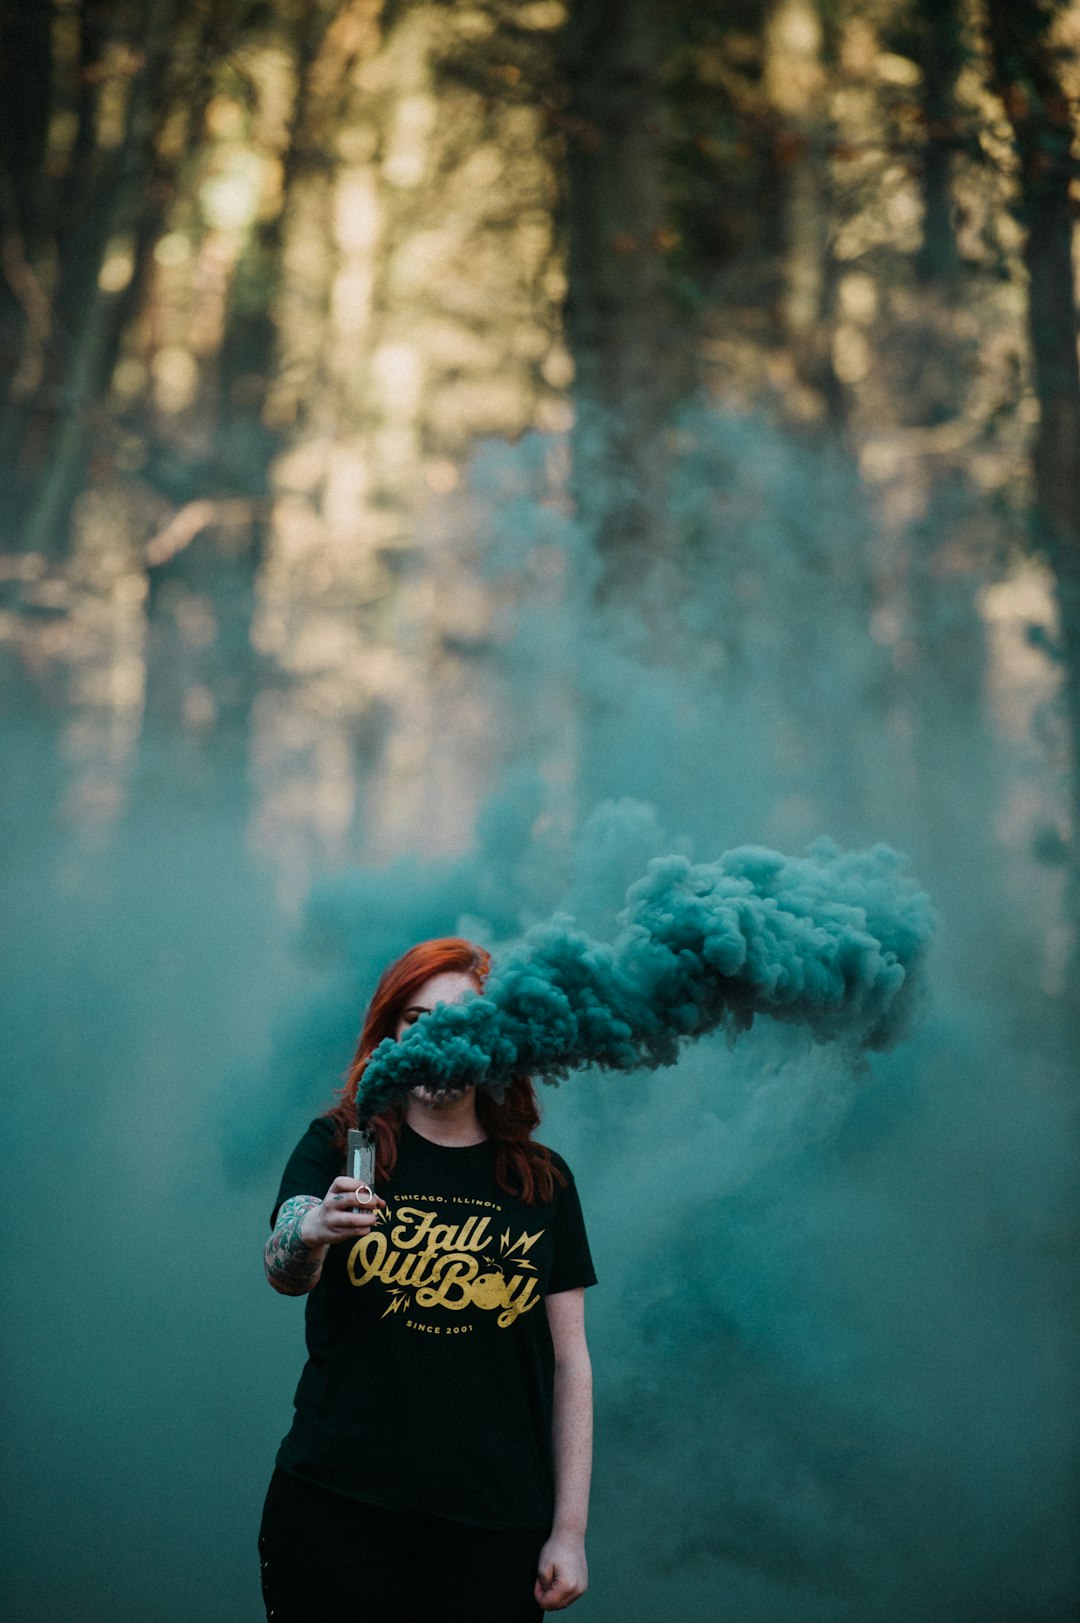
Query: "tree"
559 0 674 606
984 0 1080 980
984 0 1080 554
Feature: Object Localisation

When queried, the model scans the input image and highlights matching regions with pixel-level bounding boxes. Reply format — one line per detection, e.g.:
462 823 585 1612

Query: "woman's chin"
410 1084 471 1108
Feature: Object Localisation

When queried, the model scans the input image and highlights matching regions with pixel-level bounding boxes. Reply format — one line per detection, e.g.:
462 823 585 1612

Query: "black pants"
259 1466 547 1622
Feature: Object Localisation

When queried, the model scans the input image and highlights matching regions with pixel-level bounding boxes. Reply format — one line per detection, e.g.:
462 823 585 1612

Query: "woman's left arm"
534 1288 592 1613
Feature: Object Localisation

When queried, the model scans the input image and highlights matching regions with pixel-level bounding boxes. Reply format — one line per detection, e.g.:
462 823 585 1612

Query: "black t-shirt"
271 1117 597 1530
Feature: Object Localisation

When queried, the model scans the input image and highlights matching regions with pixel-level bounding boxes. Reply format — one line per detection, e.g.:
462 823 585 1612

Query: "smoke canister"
347 1127 376 1188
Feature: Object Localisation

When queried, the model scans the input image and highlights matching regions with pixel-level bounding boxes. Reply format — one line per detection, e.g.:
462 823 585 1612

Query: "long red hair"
327 936 566 1207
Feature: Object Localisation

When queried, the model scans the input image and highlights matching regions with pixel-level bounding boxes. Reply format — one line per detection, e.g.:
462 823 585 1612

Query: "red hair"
327 936 566 1207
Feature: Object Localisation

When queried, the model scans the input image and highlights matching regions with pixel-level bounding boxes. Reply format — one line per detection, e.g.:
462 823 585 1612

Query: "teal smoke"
356 839 934 1120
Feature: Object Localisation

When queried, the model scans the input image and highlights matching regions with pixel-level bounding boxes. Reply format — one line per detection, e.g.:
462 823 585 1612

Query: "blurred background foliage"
3 3 1080 1621
2 0 1077 883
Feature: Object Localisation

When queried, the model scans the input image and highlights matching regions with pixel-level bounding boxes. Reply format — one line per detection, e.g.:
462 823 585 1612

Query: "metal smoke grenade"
347 1127 376 1189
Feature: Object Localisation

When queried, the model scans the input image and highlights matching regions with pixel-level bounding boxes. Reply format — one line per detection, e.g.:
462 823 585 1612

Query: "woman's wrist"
298 1204 331 1253
265 1196 326 1294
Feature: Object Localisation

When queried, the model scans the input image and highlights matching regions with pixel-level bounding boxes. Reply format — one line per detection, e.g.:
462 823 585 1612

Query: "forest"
2 2 1078 1621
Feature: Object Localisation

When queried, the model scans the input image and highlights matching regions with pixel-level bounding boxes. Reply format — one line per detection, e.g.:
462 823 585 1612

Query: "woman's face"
394 969 478 1040
396 969 480 1107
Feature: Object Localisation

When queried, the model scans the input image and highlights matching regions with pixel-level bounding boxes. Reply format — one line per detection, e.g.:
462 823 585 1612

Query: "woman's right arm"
264 1177 385 1296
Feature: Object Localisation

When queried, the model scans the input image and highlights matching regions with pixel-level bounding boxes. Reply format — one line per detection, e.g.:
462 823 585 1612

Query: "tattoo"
264 1196 324 1296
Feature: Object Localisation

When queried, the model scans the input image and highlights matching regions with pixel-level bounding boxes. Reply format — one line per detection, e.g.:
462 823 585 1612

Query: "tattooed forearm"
264 1196 325 1295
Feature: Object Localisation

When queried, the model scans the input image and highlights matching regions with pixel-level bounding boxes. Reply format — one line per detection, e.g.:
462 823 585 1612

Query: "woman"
259 936 597 1622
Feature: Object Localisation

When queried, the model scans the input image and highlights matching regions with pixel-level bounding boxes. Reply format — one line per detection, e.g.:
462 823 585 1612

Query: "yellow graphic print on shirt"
347 1203 543 1329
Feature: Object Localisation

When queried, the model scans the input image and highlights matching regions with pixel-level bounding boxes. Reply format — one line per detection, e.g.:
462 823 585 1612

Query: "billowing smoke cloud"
6 394 1074 1623
356 838 935 1121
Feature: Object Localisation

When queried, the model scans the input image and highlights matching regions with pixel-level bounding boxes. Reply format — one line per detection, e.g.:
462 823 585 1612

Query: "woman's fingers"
310 1178 385 1243
536 1583 581 1610
535 1562 567 1607
326 1177 385 1210
537 1583 582 1612
320 1212 377 1244
534 1549 585 1610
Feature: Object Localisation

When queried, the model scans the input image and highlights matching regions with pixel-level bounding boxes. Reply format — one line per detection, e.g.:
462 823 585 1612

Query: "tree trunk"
0 0 55 497
0 0 52 253
913 0 963 286
765 0 845 422
51 0 115 334
985 0 1080 541
560 0 673 607
22 0 177 559
984 0 1080 992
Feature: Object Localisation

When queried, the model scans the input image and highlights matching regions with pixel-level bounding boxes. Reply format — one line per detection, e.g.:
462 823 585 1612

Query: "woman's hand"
265 1180 384 1296
534 1533 588 1611
300 1177 386 1248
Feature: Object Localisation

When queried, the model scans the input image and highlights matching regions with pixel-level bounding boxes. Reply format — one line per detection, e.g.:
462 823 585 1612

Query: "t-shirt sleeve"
546 1160 598 1295
270 1115 343 1227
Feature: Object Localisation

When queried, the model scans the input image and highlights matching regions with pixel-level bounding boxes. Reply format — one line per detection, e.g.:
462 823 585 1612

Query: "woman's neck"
404 1088 487 1146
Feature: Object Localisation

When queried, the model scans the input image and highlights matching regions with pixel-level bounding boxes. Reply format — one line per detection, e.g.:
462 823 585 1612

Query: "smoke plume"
356 837 935 1120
